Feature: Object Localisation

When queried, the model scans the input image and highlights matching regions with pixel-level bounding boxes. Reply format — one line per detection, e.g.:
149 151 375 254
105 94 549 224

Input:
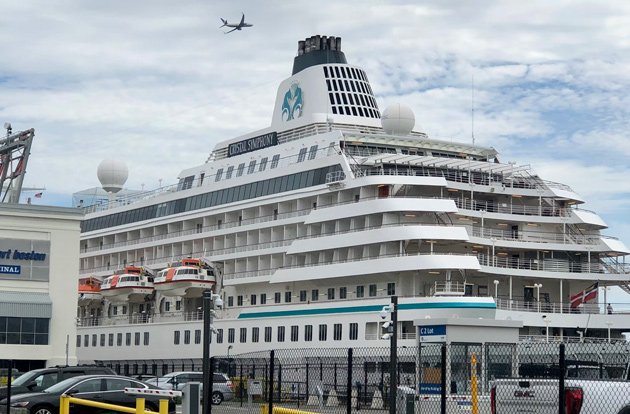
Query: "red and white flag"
34 192 43 198
570 283 598 308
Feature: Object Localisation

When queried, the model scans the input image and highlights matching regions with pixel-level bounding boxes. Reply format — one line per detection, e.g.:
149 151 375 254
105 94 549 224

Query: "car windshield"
43 376 85 393
11 370 42 386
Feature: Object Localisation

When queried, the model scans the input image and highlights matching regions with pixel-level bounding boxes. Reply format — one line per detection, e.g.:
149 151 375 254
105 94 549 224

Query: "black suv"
0 365 115 400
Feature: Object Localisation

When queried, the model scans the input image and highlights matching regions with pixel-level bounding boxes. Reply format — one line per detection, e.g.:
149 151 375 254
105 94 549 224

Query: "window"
237 296 243 306
274 292 281 304
173 331 180 345
299 290 307 302
125 333 131 346
84 334 89 347
297 148 308 162
194 330 201 344
215 168 223 182
356 285 365 298
184 330 190 345
264 327 272 342
334 323 342 340
308 145 318 160
311 289 319 301
228 296 234 307
291 325 299 342
76 335 81 347
387 282 396 296
216 329 224 343
247 160 256 174
340 287 347 299
285 291 292 303
349 323 358 340
260 293 267 304
277 326 285 342
319 324 327 341
144 332 149 345
165 302 170 312
100 334 105 347
250 294 257 305
259 157 268 171
305 325 313 342
369 284 377 297
134 332 140 346
109 333 114 346
240 328 247 343
271 154 280 169
327 288 335 300
175 301 181 311
252 327 260 343
228 328 235 343
237 163 245 177
225 166 234 179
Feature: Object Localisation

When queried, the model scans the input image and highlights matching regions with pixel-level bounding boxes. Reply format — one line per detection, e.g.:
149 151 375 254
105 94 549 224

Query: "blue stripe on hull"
237 301 496 319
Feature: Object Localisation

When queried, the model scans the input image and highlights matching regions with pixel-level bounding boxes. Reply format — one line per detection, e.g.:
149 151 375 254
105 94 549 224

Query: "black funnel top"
292 35 347 75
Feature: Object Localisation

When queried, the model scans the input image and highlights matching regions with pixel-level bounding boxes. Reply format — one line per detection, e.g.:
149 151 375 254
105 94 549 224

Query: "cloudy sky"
2 1 630 298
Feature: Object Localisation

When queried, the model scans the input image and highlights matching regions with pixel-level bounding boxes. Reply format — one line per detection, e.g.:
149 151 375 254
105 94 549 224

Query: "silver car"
146 372 234 404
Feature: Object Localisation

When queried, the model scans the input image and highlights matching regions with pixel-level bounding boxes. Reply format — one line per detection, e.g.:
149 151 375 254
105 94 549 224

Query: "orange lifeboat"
78 276 102 305
100 266 154 303
154 258 216 298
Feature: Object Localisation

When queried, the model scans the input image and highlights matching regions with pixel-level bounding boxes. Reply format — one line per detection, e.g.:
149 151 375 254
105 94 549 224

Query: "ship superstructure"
75 35 630 369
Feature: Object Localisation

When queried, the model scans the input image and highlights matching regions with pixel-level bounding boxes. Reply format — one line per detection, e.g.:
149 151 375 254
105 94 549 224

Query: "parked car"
1 374 175 414
145 372 233 404
0 365 115 400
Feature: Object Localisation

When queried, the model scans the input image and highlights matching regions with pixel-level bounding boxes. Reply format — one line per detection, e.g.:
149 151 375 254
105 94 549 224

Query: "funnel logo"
282 82 303 121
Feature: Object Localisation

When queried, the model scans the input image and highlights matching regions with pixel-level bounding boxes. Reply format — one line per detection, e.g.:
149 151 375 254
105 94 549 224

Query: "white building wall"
0 204 83 366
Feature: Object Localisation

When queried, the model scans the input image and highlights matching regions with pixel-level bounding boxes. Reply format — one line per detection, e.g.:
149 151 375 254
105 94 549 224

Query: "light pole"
227 345 233 376
534 283 542 313
379 296 398 414
542 316 551 343
493 280 499 299
202 289 223 414
606 322 613 343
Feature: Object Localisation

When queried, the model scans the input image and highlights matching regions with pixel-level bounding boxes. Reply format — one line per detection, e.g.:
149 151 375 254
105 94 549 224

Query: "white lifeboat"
100 266 154 303
154 258 216 298
78 276 102 305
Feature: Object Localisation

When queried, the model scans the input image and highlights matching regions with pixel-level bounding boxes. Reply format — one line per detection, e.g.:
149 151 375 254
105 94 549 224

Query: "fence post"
239 361 243 407
305 362 309 406
268 350 275 414
347 348 353 414
558 343 565 414
441 344 447 414
209 357 214 414
278 363 282 402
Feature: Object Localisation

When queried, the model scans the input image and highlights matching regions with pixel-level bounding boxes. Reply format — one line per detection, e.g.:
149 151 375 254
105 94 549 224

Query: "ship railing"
364 332 417 341
477 253 606 274
454 198 573 217
211 240 293 257
430 281 466 297
468 225 606 245
223 268 274 281
325 170 346 183
518 334 628 344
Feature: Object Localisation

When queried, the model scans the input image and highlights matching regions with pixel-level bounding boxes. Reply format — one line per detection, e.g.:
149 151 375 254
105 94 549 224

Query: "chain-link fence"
101 342 630 414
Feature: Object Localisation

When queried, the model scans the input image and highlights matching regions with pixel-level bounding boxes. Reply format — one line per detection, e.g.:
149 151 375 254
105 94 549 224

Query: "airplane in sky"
220 13 253 34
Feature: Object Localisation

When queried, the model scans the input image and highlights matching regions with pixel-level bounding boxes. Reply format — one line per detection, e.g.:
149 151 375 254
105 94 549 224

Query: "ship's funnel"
292 35 347 75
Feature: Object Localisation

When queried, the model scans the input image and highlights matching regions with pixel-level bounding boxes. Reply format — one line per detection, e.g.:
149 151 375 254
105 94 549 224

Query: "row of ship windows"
215 323 360 344
323 65 368 82
75 322 361 349
325 77 375 97
82 165 341 233
330 104 380 118
227 283 396 307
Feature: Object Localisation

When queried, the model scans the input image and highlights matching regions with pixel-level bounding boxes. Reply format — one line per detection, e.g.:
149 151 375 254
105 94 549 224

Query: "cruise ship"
75 35 630 369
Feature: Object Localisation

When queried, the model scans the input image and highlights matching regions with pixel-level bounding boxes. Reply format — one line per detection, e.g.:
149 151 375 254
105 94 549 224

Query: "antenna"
471 74 475 147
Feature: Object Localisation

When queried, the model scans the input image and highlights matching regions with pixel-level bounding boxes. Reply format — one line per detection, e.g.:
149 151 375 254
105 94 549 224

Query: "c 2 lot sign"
419 325 446 342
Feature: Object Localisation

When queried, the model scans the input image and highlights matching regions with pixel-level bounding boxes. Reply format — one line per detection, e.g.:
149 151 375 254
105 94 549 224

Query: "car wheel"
31 405 56 414
211 391 224 405
145 402 159 413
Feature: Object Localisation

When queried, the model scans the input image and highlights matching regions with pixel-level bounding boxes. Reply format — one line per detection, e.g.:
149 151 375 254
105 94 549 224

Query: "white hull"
154 281 215 298
100 287 154 303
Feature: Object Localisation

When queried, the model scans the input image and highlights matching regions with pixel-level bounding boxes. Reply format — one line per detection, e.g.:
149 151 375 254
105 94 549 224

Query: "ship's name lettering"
0 249 47 261
228 132 278 157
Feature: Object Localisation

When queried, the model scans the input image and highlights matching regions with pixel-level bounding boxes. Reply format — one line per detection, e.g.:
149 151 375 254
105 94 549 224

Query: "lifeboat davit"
154 258 216 298
100 266 154 303
78 276 102 305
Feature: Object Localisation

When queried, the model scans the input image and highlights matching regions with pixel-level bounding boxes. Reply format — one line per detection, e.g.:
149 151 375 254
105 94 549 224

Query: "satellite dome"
97 159 128 194
381 103 415 135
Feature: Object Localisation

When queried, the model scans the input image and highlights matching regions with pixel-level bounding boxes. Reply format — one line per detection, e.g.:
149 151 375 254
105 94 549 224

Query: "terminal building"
0 203 83 371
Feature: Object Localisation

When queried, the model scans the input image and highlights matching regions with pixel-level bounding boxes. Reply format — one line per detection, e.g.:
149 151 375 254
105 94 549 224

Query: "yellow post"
135 397 145 414
471 353 478 414
159 399 169 414
60 395 71 414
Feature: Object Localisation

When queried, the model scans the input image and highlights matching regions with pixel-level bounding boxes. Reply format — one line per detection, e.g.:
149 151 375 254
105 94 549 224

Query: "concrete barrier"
370 390 384 409
325 389 339 406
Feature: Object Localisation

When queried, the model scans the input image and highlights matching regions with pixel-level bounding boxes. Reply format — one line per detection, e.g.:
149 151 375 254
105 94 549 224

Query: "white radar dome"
97 159 128 193
381 103 415 135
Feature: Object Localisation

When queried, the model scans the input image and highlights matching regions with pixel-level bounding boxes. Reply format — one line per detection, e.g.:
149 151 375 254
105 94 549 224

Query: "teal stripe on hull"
237 301 496 319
